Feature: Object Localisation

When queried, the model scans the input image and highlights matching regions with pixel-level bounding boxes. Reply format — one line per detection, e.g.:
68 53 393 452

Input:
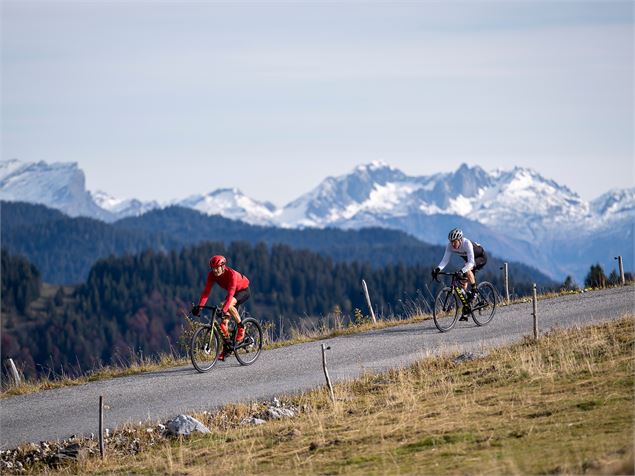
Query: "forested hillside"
0 202 448 283
1 250 41 314
1 242 553 379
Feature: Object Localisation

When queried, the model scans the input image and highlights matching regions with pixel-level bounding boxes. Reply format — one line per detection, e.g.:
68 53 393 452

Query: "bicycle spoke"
234 318 263 366
190 326 220 372
433 287 459 332
472 282 497 326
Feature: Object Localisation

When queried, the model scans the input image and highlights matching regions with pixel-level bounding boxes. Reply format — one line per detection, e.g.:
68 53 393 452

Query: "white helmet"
448 228 463 241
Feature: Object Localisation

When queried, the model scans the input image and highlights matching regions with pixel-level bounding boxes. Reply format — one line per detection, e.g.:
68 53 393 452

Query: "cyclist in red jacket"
192 255 250 359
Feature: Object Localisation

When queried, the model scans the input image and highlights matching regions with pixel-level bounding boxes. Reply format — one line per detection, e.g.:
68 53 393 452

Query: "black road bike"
189 305 263 372
432 271 497 332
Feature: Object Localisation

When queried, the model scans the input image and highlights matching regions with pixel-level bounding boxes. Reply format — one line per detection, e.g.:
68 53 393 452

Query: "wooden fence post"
615 256 625 286
6 358 21 386
99 396 105 459
532 283 538 340
501 262 510 304
361 279 377 324
321 344 335 403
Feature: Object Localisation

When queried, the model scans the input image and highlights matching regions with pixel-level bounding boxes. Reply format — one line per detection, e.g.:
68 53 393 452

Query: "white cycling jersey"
437 238 477 274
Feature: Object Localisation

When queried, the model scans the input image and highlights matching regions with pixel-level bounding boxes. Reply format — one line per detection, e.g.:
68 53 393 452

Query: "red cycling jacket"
197 266 250 313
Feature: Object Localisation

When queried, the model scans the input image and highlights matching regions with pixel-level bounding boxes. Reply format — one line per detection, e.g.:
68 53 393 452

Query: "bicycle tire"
234 317 263 366
433 287 460 332
190 325 221 372
472 281 497 326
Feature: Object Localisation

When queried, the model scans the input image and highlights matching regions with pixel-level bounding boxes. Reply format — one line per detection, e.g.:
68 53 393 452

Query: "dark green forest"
1 240 551 379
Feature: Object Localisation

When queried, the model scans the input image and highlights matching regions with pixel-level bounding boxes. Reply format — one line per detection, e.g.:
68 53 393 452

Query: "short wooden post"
532 284 538 340
361 279 377 324
99 396 105 459
321 344 335 403
501 262 510 304
615 256 625 286
6 358 21 386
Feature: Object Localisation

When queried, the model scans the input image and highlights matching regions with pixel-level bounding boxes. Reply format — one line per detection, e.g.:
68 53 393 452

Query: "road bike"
189 305 263 372
432 271 497 332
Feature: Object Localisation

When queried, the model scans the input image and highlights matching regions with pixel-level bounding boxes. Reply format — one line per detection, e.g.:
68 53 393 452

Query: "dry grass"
27 314 634 475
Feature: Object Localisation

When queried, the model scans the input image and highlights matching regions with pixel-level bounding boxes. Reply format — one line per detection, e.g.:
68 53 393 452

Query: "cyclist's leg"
469 257 487 301
229 288 251 342
227 288 251 324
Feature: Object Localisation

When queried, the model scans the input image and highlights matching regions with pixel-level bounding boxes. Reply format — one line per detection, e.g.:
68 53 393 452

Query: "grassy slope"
43 315 634 475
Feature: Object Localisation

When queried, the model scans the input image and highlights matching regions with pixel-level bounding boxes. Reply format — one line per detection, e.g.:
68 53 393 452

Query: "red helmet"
209 255 226 268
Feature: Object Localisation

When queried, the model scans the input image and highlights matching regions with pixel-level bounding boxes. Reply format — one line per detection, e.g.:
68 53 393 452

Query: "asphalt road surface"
1 286 633 449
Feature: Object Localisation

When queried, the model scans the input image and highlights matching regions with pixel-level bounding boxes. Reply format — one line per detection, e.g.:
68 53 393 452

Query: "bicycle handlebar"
197 305 219 310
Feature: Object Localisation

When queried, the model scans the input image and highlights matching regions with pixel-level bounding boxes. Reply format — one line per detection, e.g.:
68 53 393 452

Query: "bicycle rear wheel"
433 287 460 332
234 318 263 366
190 325 221 372
472 282 497 326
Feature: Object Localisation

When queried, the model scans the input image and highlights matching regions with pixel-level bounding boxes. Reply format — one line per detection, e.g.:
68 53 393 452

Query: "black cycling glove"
191 305 200 317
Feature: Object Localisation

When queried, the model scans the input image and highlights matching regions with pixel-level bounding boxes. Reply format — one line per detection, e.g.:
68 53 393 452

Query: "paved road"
1 286 633 449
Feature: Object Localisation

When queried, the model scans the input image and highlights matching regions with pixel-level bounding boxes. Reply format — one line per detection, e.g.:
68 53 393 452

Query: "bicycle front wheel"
472 282 497 326
433 287 459 332
190 325 221 372
234 318 263 366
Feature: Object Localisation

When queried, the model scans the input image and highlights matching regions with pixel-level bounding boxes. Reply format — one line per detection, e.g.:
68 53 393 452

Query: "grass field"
12 314 632 475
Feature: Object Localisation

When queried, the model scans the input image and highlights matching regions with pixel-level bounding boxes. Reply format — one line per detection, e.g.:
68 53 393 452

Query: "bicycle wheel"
472 282 497 326
190 325 221 372
234 318 263 366
433 287 460 332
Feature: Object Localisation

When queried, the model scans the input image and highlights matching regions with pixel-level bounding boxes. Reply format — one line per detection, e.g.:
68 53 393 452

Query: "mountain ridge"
1 158 632 281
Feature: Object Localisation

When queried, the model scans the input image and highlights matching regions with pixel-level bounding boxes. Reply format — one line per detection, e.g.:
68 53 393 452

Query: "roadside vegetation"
4 314 633 475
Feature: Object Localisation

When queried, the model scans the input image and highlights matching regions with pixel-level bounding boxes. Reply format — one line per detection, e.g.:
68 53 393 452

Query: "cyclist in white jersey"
432 228 487 318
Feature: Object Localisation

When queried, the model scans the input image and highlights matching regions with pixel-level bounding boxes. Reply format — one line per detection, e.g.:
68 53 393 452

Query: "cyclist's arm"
461 240 476 273
438 244 452 270
198 272 215 307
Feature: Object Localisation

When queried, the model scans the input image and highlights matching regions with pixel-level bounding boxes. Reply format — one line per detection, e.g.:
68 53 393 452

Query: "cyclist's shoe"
219 321 230 339
235 325 245 343
217 350 225 361
459 310 469 321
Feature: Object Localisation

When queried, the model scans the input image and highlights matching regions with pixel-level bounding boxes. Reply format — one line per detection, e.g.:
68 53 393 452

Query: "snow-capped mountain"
279 162 633 280
91 190 160 219
590 188 635 223
176 188 277 225
276 161 597 240
0 159 113 221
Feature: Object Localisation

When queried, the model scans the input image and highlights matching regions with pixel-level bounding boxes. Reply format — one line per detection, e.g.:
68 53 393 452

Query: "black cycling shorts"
233 288 251 308
462 251 487 271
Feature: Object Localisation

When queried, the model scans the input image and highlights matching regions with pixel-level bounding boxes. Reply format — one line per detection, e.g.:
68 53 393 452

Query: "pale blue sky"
2 1 633 205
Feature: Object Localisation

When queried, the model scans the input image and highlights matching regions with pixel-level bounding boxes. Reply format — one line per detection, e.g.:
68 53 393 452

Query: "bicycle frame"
195 305 251 352
437 271 471 308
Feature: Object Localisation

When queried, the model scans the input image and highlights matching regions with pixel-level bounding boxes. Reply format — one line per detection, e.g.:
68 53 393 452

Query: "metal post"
532 284 538 340
6 359 21 386
361 279 377 323
321 344 335 403
614 256 625 286
501 263 510 304
99 396 105 459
